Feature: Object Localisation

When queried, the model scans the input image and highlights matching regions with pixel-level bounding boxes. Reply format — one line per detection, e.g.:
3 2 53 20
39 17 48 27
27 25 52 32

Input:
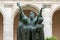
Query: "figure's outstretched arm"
17 2 28 21
35 4 46 24
37 4 46 18
38 8 43 17
34 8 43 24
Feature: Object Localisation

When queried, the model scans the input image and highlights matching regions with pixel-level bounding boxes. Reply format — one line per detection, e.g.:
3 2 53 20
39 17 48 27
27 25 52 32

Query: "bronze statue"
17 3 46 40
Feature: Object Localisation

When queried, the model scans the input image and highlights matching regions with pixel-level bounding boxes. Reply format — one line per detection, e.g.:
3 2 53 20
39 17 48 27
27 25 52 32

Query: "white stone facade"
0 1 60 40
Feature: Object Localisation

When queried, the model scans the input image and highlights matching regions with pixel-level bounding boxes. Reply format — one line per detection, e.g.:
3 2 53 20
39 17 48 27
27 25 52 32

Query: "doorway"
52 10 60 40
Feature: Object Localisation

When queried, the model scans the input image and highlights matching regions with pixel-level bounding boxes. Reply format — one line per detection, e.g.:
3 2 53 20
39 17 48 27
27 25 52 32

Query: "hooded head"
29 11 35 18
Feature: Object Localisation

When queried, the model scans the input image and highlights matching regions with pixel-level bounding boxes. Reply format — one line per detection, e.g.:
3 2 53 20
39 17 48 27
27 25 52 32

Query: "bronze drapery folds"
17 3 46 40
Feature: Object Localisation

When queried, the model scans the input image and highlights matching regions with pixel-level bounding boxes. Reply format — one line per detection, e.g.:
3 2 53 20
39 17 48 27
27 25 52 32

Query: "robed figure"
17 3 46 40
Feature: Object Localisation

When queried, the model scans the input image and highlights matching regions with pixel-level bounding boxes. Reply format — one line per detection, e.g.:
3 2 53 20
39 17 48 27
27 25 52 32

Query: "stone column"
42 8 52 38
3 8 13 40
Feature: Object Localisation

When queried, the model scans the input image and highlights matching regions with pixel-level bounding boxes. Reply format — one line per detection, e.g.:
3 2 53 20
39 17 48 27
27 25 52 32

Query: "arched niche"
0 12 3 40
14 4 39 40
52 10 60 40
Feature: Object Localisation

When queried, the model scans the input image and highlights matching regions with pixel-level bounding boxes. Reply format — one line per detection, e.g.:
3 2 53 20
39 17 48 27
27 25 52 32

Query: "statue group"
17 3 46 40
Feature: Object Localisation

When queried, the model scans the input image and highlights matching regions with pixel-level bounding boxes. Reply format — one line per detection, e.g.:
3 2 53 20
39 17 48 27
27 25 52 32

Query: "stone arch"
51 6 60 18
13 4 39 40
52 8 60 40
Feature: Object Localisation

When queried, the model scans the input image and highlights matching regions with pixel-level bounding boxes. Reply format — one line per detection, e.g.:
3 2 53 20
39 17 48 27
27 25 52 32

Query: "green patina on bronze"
17 3 46 40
